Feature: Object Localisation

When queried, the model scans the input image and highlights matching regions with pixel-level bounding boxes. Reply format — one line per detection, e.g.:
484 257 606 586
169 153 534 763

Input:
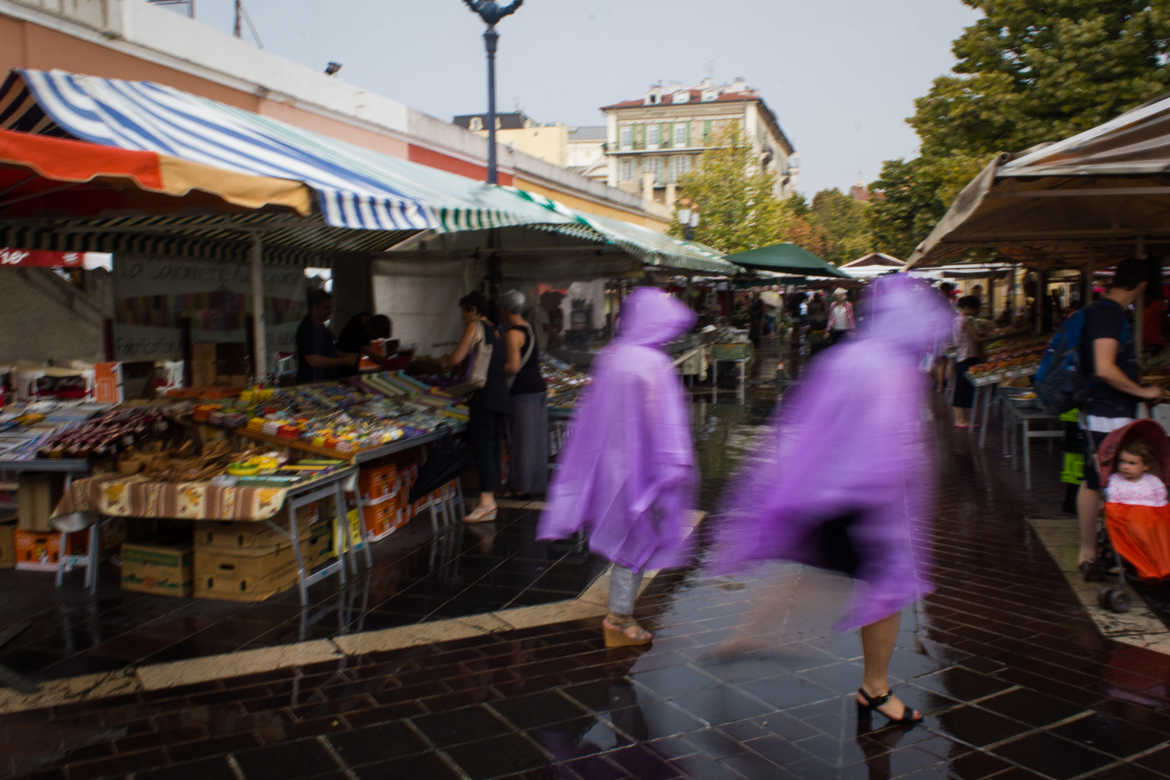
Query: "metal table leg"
290 501 309 606
969 385 982 437
978 385 995 448
1023 419 1032 489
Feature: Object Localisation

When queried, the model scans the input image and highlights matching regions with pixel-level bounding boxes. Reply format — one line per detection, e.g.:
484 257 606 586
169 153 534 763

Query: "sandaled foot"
603 616 652 648
464 505 498 524
856 688 922 725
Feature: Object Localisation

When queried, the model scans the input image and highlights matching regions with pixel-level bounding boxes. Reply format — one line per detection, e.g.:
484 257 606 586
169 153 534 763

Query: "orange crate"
14 529 87 571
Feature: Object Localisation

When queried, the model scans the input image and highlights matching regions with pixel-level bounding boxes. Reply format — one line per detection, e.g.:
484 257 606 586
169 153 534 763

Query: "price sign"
0 248 83 268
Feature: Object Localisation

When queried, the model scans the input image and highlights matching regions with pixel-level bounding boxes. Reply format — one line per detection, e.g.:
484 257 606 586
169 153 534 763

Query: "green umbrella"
728 243 852 279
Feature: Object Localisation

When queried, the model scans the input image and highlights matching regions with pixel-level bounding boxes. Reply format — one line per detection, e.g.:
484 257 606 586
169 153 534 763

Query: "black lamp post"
463 1 524 184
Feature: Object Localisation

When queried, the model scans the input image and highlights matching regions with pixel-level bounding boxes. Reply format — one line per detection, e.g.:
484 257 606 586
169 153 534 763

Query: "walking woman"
538 288 698 647
713 275 955 725
499 290 549 497
951 295 982 429
442 291 510 523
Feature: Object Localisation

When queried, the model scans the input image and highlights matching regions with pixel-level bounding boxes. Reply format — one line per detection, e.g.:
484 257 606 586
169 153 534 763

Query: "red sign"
0 248 83 268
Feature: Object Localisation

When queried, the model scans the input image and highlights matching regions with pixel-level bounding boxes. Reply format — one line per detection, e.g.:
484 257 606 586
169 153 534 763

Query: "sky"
192 0 981 197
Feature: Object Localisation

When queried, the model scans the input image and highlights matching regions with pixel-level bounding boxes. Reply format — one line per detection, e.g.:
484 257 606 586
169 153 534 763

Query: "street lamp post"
463 1 524 184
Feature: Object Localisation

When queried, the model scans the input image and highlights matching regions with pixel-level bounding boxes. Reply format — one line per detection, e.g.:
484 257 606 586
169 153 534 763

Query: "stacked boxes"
122 543 193 597
191 343 249 388
17 474 64 533
14 530 87 571
193 502 335 602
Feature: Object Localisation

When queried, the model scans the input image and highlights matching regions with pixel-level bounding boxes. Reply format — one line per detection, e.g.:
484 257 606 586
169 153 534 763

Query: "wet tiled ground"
0 508 607 681
7 352 1170 778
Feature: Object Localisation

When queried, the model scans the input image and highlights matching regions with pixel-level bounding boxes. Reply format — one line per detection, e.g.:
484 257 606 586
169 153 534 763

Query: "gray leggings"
609 565 644 615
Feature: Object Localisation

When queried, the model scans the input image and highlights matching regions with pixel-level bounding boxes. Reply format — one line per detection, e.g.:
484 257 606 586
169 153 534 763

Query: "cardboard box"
14 529 87 571
194 524 333 602
0 518 16 568
193 502 326 551
17 475 63 532
122 543 193 597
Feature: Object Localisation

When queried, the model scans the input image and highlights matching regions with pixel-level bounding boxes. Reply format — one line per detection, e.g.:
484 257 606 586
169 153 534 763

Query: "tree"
669 132 785 254
867 158 946 260
911 1 1170 202
808 189 874 265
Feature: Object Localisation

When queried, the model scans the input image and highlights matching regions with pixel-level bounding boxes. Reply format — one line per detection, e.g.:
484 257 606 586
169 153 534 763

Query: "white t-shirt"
1106 471 1169 507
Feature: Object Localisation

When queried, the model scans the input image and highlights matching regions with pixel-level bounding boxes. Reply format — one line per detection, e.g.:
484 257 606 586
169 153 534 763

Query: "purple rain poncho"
712 275 956 632
538 287 698 571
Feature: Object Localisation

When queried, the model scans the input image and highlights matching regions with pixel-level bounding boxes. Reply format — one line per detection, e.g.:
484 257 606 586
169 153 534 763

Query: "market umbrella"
906 92 1170 271
728 243 852 279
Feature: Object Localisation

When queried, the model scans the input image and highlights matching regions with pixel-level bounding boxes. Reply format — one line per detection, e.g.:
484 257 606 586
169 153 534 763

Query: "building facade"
601 78 797 204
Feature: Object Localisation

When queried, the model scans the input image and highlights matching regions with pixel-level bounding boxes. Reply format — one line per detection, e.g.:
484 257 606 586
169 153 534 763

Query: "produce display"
115 438 345 486
542 357 590 410
187 373 467 458
967 336 1048 381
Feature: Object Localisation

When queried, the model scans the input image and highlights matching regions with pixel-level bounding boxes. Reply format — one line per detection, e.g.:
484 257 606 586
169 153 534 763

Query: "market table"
51 466 360 604
0 458 93 586
998 389 1062 490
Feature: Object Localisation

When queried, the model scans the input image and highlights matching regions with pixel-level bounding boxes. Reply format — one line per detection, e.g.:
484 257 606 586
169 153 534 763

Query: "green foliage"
669 131 785 254
808 189 874 265
867 158 947 260
875 0 1170 255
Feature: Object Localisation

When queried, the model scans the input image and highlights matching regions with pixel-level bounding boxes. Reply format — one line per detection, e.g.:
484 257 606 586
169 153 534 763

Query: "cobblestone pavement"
5 391 1170 779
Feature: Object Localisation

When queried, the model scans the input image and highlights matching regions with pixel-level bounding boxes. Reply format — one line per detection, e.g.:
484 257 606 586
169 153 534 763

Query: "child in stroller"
1093 419 1170 612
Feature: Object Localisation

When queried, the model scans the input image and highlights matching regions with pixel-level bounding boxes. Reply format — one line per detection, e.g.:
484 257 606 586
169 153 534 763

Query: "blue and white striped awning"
0 70 574 234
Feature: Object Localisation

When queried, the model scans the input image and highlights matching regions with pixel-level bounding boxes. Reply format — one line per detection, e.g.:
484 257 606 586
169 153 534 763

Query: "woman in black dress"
443 291 510 523
499 290 549 497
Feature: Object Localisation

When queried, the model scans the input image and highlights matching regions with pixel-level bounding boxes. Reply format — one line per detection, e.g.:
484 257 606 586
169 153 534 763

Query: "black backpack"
1034 308 1128 414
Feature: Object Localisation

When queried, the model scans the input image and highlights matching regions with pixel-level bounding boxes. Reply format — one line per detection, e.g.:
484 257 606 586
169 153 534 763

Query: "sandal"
602 616 653 648
856 688 923 726
464 505 498 524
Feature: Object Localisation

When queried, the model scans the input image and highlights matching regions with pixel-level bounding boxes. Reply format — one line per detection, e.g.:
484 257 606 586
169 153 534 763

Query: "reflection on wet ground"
8 355 1170 777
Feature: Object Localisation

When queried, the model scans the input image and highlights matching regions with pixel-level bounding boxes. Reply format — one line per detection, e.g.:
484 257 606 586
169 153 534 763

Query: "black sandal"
856 688 923 725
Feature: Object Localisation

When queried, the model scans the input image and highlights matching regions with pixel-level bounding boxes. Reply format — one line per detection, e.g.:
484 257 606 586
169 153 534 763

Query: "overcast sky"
194 0 980 197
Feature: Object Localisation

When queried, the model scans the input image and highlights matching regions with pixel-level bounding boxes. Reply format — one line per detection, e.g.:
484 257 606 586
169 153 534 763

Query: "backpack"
1034 307 1129 414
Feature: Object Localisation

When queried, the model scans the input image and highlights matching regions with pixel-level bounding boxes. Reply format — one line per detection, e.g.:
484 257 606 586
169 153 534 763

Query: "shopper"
827 288 856 345
442 290 510 524
499 290 549 497
538 288 698 647
951 296 982 429
712 275 955 726
1077 258 1164 576
295 290 359 383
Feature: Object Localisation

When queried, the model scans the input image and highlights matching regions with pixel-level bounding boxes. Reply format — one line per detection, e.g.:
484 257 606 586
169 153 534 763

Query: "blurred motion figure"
538 288 698 647
713 275 955 725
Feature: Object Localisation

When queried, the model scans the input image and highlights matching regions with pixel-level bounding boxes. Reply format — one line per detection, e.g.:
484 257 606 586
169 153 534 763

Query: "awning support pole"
250 233 266 385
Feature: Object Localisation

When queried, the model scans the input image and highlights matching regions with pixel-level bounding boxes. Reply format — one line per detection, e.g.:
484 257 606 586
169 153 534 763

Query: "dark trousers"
953 358 979 409
468 405 507 493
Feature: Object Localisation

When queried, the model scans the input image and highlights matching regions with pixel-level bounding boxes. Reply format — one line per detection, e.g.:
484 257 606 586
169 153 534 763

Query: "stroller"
1093 419 1170 612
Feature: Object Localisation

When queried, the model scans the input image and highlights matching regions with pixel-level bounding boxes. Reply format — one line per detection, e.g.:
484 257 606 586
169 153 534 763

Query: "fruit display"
967 336 1048 381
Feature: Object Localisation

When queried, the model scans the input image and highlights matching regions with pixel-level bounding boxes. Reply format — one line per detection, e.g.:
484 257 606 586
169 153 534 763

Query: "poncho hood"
618 287 696 347
858 274 956 356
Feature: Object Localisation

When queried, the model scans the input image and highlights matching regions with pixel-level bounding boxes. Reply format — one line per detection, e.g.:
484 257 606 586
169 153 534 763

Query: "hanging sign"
0 248 83 268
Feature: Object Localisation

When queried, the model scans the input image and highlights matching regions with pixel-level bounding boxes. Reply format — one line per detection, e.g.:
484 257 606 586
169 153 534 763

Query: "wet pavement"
6 361 1170 778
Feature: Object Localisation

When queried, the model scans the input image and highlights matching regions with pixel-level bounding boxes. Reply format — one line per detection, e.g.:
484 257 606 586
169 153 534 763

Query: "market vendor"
336 312 395 377
295 290 360 384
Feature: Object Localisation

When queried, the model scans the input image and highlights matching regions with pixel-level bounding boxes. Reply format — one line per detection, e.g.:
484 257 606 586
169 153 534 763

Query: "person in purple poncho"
712 274 955 726
538 287 698 648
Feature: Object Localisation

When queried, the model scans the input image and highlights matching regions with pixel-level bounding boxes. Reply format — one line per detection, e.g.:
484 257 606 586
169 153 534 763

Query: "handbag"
466 322 494 390
505 324 536 390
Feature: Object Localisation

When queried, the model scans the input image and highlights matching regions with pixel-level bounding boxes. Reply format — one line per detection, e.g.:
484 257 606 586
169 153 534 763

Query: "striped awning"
504 187 739 276
0 70 577 234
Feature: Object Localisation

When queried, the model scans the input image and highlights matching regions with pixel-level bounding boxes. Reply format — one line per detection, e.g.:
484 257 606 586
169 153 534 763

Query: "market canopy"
0 69 583 236
907 92 1170 271
728 243 851 278
839 252 905 279
506 188 740 276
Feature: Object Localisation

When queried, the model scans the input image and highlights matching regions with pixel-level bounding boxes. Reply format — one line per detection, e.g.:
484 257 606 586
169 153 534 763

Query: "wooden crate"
122 543 193 597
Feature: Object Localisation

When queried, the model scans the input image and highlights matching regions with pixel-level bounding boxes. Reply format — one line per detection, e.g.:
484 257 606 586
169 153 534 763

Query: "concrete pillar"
641 171 655 209
665 182 677 210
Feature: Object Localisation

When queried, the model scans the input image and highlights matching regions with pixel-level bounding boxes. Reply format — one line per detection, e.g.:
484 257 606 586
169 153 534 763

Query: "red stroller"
1095 419 1170 612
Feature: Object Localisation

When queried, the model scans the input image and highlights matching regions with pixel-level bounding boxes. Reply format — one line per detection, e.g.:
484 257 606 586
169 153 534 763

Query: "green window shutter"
662 123 670 148
703 120 712 144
